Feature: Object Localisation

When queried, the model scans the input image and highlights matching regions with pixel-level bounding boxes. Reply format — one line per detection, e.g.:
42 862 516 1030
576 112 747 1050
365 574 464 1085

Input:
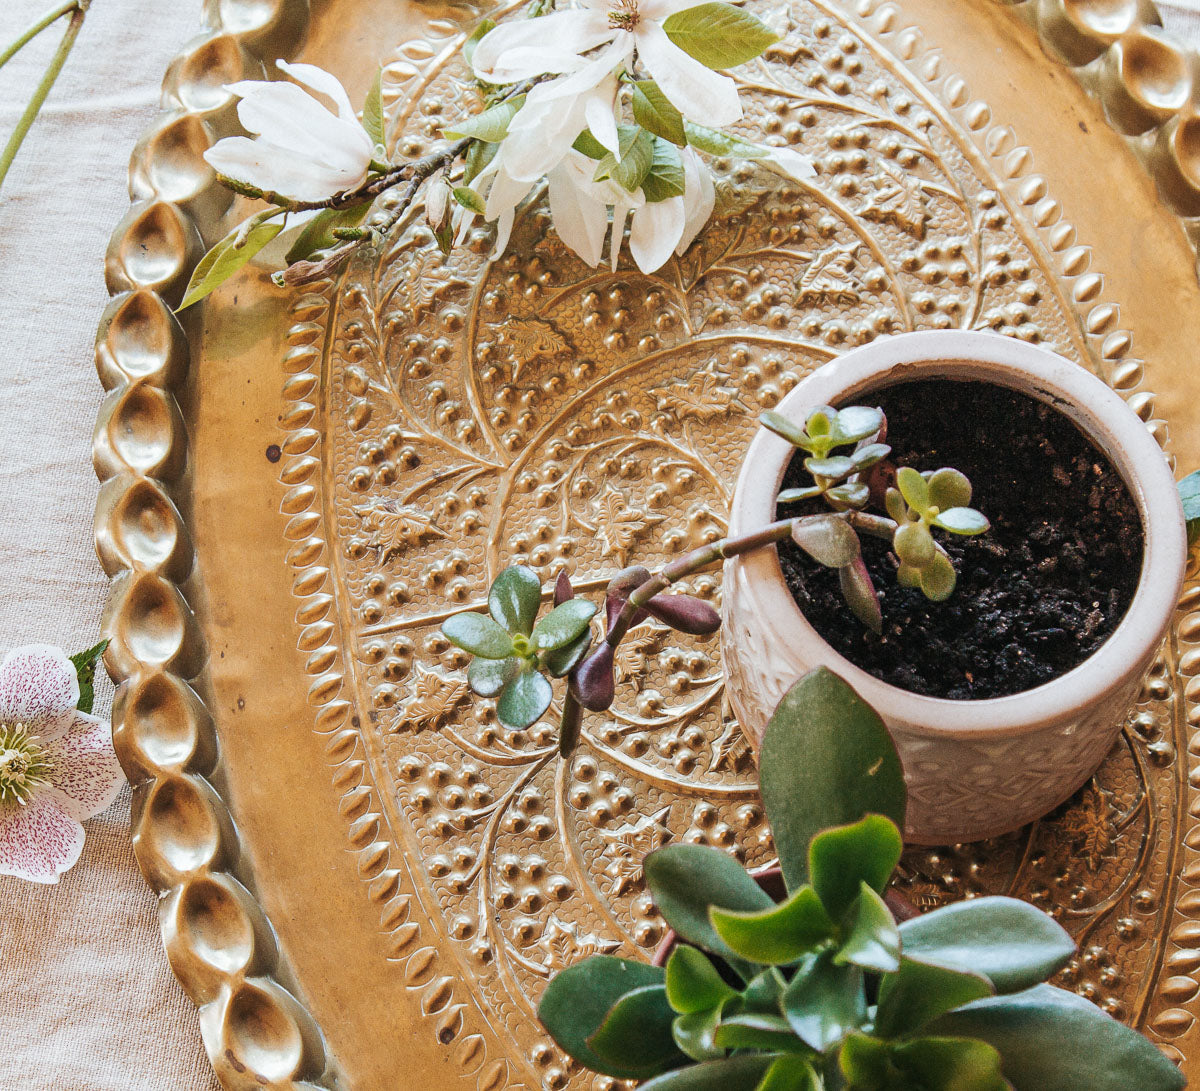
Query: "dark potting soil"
776 379 1144 700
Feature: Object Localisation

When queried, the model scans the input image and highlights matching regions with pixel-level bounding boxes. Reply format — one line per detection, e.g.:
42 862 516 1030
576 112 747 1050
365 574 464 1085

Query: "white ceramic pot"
722 330 1186 844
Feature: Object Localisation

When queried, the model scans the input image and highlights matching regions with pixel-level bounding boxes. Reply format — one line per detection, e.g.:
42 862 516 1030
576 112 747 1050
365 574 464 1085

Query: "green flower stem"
0 0 89 194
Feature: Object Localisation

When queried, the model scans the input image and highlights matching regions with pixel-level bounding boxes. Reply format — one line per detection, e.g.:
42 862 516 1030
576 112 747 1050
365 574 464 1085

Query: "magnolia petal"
0 644 79 742
640 0 716 17
609 204 632 271
276 59 357 122
42 712 124 822
0 794 85 884
763 146 817 181
485 163 532 257
472 11 613 83
630 195 686 273
548 159 609 267
205 136 367 202
635 21 742 126
585 84 621 156
677 146 716 254
230 82 373 170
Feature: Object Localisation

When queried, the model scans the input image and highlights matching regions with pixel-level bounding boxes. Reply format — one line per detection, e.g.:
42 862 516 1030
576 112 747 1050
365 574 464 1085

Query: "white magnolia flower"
205 61 375 202
472 0 742 128
0 645 124 884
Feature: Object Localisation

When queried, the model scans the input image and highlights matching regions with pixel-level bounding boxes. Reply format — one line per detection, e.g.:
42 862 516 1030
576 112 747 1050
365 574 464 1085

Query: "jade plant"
761 405 989 632
535 669 1186 1091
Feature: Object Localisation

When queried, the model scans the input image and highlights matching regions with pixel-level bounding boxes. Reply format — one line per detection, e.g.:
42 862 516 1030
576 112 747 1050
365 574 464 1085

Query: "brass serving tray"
95 0 1200 1085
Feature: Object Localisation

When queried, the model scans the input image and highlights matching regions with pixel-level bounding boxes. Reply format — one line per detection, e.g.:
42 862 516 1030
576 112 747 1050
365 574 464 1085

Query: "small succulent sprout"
442 564 597 730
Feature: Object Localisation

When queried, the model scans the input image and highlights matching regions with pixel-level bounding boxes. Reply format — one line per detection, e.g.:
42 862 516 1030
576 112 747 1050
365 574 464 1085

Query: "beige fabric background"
2 1 1200 1089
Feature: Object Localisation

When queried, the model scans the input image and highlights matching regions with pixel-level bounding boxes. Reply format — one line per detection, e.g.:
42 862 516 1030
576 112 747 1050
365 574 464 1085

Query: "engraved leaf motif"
398 664 468 733
1059 781 1113 872
709 718 754 773
615 626 659 692
537 914 620 971
393 248 468 323
599 806 673 895
651 362 740 422
595 486 665 565
355 499 446 562
860 159 929 237
796 242 864 304
497 317 572 380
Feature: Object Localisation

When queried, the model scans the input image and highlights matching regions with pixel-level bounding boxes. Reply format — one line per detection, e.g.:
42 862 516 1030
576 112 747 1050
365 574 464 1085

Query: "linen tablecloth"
2 1 1200 1088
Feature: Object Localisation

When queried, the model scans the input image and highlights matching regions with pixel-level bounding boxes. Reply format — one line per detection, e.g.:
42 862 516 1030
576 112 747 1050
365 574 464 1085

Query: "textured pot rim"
727 329 1186 740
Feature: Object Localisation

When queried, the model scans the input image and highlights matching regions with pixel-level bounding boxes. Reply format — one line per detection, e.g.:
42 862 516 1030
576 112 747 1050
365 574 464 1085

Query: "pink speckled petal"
42 712 124 821
0 794 85 884
0 644 80 741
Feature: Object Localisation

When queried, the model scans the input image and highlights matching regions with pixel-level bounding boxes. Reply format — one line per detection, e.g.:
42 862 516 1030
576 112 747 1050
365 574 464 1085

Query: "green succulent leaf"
712 1013 804 1053
532 598 597 651
928 984 1186 1091
804 455 855 480
926 467 973 511
756 1054 823 1091
741 967 788 1012
897 562 922 590
839 1032 892 1087
760 410 810 447
594 124 656 193
488 564 542 634
639 1055 779 1091
709 885 836 965
835 882 900 973
896 466 930 513
1179 469 1200 546
361 67 385 147
839 559 882 636
874 958 994 1040
641 138 687 203
884 488 908 524
644 844 773 958
890 1036 1009 1091
806 408 834 440
661 2 780 69
496 668 552 730
442 610 514 658
919 550 957 602
851 442 892 471
443 94 527 142
467 655 519 697
791 514 860 569
632 79 687 146
178 218 285 311
586 984 686 1077
894 522 935 567
827 482 870 509
758 669 906 892
932 507 990 536
463 18 496 65
831 406 884 445
544 629 593 677
781 948 867 1052
809 815 902 922
898 896 1075 994
285 200 372 263
672 1006 726 1062
666 946 738 1014
777 485 824 505
537 956 665 1077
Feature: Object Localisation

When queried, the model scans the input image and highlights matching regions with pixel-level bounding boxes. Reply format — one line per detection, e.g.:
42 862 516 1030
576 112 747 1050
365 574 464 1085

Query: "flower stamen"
0 723 52 807
608 0 640 30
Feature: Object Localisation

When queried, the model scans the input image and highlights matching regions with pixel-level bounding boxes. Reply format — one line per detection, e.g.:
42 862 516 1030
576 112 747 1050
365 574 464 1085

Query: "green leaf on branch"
632 79 686 146
452 186 487 215
70 640 109 715
285 201 372 263
665 946 737 1014
463 18 496 66
537 956 665 1077
928 984 1186 1091
496 667 552 729
686 121 770 159
644 844 773 957
712 1013 803 1053
586 984 686 1077
890 1036 1009 1091
463 138 498 184
809 814 902 922
178 219 284 311
834 882 900 974
443 611 513 658
361 67 385 147
594 125 655 193
531 598 596 651
898 896 1075 995
1180 469 1200 546
641 138 686 203
638 1055 778 1091
758 669 906 893
572 129 611 159
781 948 866 1052
874 958 994 1039
662 2 780 69
488 564 541 635
443 94 526 142
709 885 835 965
